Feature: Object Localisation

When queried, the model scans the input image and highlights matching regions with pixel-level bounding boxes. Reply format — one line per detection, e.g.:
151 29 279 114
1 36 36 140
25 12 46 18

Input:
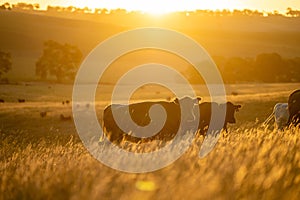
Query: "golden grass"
1 83 300 199
1 127 300 199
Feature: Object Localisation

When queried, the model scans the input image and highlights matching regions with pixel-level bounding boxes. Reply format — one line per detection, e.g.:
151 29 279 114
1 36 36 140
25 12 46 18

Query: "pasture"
1 83 300 199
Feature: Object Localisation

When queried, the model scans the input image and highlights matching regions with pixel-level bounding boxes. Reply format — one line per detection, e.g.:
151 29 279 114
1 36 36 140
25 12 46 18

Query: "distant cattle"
263 103 289 130
102 96 201 144
0 99 4 103
62 100 70 105
40 111 47 118
198 102 241 135
60 114 72 121
18 99 25 103
288 89 300 126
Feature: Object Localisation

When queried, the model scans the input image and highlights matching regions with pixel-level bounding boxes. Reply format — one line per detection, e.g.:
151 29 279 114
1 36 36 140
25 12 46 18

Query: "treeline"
0 40 82 83
1 2 300 17
1 41 300 84
214 53 300 83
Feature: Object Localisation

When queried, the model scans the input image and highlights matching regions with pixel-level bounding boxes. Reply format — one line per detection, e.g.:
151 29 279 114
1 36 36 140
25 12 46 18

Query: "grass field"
1 83 300 199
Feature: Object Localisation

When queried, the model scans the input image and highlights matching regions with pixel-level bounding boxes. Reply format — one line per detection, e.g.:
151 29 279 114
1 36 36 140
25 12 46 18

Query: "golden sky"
2 0 300 14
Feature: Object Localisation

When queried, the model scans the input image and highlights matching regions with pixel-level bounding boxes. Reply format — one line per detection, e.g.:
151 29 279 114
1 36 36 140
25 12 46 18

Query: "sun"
139 4 174 15
141 7 171 15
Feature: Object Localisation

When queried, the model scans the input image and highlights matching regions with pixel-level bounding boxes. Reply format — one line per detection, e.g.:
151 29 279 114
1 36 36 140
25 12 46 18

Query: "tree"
33 3 40 10
36 40 82 82
255 53 285 82
286 7 300 17
13 3 34 10
223 57 253 83
0 2 11 10
0 51 12 79
286 57 300 82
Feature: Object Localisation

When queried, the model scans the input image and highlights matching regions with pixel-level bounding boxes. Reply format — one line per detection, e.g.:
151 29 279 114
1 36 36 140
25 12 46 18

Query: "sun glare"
141 7 172 16
83 0 244 16
32 0 264 15
3 0 300 14
121 0 177 15
83 0 180 15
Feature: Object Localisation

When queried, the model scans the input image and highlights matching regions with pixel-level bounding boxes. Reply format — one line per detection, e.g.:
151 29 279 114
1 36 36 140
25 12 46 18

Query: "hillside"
1 10 300 81
0 10 125 80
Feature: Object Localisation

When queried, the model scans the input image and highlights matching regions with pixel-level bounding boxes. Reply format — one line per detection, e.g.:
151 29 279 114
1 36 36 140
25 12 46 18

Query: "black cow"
198 102 241 135
101 96 201 144
18 99 25 103
288 89 300 126
60 114 72 121
40 111 47 118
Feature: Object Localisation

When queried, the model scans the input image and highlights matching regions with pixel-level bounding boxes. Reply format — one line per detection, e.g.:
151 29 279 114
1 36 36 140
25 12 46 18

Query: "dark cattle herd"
101 89 300 144
102 96 202 143
0 89 299 144
102 96 242 144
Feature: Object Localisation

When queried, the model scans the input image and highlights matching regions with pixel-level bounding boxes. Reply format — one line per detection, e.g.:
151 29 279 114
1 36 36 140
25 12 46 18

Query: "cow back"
102 100 181 144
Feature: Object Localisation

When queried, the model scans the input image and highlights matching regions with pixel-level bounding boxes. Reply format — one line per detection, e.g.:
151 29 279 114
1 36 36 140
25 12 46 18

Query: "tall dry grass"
1 126 300 199
1 83 300 199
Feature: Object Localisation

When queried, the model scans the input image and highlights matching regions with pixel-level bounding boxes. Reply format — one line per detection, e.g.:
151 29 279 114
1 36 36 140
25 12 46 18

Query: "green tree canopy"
36 40 82 82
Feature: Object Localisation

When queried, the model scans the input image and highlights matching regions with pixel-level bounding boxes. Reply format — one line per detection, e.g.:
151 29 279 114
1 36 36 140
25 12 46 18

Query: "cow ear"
197 97 202 103
173 98 179 104
235 104 242 111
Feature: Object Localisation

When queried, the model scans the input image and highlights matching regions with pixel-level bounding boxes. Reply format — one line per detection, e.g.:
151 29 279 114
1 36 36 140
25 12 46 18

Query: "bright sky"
2 0 300 14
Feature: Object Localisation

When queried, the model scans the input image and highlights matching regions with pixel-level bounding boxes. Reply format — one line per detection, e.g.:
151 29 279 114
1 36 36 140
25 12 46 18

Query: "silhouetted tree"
47 5 63 12
12 2 34 10
223 57 254 83
0 51 12 79
33 3 40 10
221 9 232 16
286 7 300 17
36 40 82 82
66 6 76 13
255 53 285 82
286 57 300 82
267 10 283 17
0 2 11 10
252 10 263 16
233 9 243 16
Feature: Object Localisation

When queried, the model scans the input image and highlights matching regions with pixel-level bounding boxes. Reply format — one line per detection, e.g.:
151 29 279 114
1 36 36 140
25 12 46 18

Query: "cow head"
225 102 241 124
176 96 202 122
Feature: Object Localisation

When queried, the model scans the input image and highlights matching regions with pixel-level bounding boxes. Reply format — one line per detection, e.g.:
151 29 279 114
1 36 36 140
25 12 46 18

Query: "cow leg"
287 114 293 127
199 128 205 136
295 113 300 126
224 123 228 133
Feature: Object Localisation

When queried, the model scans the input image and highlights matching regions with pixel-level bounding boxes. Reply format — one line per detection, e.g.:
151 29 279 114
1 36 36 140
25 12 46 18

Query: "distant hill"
1 10 300 81
0 10 124 80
